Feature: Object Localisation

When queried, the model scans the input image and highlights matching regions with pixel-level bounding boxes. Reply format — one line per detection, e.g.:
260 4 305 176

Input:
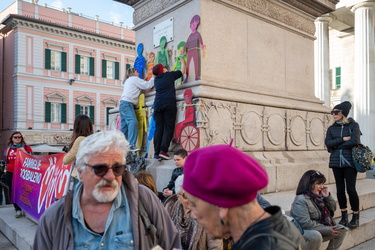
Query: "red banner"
13 151 72 220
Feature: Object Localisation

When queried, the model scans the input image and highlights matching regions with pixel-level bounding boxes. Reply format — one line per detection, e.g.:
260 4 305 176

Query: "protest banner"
12 151 72 220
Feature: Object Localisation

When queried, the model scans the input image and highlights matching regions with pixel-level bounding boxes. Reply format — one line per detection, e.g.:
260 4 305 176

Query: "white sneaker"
129 145 140 152
15 210 22 218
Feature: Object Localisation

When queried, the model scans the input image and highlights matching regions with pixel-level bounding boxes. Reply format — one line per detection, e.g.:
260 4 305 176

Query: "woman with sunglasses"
325 101 361 229
3 131 33 218
291 170 346 250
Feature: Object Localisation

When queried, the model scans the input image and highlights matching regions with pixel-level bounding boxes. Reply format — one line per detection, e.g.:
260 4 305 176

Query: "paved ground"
0 231 17 250
349 238 375 250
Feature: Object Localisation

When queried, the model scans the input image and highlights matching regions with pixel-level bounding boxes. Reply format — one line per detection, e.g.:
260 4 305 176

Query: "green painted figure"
155 36 169 68
172 41 187 85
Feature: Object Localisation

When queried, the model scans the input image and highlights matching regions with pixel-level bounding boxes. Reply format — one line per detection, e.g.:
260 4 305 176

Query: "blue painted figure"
134 43 146 79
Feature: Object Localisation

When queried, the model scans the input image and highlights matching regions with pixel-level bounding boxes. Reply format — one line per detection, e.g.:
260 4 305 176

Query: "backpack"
126 153 146 174
352 144 373 173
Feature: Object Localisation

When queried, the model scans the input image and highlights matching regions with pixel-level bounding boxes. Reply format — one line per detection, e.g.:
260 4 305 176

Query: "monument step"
263 178 375 218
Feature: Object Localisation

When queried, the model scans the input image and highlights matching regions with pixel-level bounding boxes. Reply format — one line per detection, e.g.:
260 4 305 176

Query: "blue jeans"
120 100 138 145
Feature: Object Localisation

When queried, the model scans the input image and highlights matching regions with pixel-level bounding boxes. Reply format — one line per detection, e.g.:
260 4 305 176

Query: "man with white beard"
33 130 181 250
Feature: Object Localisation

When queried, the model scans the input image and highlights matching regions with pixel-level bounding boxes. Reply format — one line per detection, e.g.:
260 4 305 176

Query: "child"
159 149 187 201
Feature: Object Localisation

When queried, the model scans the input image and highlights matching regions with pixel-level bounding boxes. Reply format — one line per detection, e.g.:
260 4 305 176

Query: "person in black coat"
325 101 361 229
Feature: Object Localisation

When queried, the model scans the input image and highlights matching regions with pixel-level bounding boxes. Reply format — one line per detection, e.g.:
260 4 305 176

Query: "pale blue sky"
0 0 134 28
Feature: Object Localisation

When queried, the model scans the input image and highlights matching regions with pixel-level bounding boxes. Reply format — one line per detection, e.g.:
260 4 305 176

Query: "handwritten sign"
153 17 174 48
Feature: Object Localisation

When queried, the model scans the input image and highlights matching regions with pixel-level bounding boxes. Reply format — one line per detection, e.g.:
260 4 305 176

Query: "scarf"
307 192 335 226
4 143 25 161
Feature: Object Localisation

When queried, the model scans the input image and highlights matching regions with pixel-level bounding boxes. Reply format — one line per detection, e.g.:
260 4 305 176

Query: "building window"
102 59 119 80
75 55 94 76
75 104 95 123
45 102 66 123
335 67 341 89
45 49 67 72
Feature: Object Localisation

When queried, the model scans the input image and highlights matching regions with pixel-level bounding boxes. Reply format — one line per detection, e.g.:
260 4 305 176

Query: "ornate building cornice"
2 15 136 51
215 0 317 35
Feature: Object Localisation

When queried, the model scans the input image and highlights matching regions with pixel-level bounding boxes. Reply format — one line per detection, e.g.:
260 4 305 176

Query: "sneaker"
129 145 140 152
158 151 171 160
15 210 22 218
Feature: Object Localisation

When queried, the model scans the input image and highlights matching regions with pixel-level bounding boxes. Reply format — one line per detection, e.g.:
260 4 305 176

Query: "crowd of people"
0 68 366 250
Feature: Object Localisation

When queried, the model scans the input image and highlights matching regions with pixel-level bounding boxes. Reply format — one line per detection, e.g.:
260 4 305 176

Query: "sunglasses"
330 110 341 115
311 171 322 179
13 136 22 139
84 163 126 177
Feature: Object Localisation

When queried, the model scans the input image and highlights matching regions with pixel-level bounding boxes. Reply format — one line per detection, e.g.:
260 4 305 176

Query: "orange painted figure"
145 52 155 81
173 89 199 152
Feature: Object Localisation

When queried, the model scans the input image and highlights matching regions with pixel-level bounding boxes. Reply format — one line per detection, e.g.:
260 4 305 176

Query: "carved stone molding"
133 0 184 25
214 0 316 35
6 17 135 51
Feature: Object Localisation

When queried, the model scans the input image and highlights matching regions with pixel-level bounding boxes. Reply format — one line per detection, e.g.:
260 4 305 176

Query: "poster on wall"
12 151 72 220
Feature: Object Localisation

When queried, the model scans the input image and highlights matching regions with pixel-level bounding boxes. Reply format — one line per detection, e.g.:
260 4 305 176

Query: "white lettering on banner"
22 157 41 170
20 169 42 184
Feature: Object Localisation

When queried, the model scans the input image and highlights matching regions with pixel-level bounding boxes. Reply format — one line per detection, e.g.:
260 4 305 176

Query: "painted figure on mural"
172 41 187 85
174 89 194 141
134 43 146 79
155 36 169 68
145 52 155 81
183 15 204 83
135 93 147 152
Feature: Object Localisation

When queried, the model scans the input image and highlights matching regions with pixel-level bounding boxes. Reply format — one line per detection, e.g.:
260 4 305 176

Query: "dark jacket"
164 167 183 194
232 206 305 250
325 118 361 168
154 71 182 107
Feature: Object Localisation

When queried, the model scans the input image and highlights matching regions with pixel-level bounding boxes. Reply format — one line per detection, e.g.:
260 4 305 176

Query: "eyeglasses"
13 136 22 139
330 110 342 115
311 171 322 179
84 163 126 177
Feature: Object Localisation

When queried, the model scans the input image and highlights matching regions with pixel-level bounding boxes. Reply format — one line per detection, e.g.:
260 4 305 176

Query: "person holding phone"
291 170 346 250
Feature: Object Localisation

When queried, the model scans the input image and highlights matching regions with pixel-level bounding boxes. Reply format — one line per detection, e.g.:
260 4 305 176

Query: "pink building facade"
0 0 135 150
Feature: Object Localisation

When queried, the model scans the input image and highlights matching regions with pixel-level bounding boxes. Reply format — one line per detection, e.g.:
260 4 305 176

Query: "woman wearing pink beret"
182 144 305 250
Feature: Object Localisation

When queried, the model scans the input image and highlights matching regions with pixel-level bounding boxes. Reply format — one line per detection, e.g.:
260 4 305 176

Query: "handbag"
352 144 373 173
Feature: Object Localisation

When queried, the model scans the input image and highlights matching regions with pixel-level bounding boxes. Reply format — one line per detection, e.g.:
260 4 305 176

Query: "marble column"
351 1 375 151
314 16 332 107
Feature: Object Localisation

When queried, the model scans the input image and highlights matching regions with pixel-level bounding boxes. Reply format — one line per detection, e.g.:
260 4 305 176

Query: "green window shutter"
126 63 131 71
102 60 107 78
115 62 120 80
89 106 95 123
61 103 67 123
45 102 51 122
75 55 81 74
61 52 67 72
75 104 81 117
106 107 111 126
335 67 341 89
45 49 51 70
90 57 95 76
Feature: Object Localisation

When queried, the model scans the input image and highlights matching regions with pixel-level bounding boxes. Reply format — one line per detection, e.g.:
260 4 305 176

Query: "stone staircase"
1 154 374 250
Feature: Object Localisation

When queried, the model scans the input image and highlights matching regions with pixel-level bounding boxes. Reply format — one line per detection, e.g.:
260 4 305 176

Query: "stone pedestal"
116 0 340 191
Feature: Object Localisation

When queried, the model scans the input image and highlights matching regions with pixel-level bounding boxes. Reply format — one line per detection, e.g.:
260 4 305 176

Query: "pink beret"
183 144 268 208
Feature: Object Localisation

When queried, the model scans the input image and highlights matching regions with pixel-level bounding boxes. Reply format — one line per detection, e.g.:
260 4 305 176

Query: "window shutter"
75 104 81 117
61 103 67 123
61 52 67 72
126 63 130 71
90 57 95 76
102 60 107 78
89 106 95 123
115 62 119 80
45 49 51 70
45 102 51 122
75 55 81 74
335 67 341 89
106 107 112 126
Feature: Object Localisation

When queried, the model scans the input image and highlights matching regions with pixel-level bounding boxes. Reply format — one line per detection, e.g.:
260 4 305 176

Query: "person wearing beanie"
152 59 186 160
182 144 306 250
325 101 361 229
